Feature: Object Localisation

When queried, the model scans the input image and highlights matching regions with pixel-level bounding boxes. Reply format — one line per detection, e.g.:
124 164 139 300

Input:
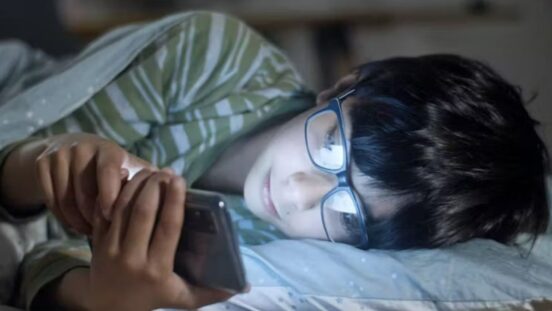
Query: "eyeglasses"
304 89 369 248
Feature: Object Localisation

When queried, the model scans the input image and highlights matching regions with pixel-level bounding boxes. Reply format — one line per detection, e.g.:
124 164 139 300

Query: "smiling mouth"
263 169 280 219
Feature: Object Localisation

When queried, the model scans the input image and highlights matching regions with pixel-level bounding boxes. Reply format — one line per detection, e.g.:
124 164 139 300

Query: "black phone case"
173 189 246 293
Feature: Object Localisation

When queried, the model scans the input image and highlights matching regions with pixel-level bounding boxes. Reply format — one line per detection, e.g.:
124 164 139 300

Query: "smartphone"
87 189 246 293
173 189 247 293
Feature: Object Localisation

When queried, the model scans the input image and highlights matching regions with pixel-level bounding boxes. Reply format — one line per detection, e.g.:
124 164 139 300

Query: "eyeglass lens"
306 109 363 245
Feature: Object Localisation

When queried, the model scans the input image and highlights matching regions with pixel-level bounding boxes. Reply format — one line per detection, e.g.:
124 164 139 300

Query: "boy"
0 11 548 310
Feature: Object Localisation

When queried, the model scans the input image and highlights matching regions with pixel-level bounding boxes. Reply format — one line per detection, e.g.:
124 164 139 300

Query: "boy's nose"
286 171 336 211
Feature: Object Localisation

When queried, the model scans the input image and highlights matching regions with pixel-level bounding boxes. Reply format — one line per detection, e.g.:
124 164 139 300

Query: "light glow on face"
306 110 345 171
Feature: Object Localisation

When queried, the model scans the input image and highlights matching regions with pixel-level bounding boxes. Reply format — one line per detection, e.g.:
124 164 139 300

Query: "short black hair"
348 54 549 249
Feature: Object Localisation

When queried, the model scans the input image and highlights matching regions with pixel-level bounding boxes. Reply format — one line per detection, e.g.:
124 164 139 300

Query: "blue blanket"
0 12 196 151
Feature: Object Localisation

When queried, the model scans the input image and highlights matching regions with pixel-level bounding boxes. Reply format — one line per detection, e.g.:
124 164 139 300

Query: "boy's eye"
340 212 362 240
314 123 344 169
323 124 338 150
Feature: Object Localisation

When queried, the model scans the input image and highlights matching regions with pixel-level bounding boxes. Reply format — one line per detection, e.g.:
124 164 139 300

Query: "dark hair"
348 54 549 249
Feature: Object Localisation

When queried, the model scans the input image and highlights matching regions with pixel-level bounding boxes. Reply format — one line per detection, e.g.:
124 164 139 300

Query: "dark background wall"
0 0 80 56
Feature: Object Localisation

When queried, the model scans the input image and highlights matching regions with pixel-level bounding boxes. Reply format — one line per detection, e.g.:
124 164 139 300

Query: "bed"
1 11 551 311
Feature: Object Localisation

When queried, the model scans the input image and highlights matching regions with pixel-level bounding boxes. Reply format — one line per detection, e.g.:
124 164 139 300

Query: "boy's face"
243 97 368 241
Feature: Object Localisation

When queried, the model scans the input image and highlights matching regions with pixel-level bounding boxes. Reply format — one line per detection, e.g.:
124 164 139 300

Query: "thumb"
96 146 135 219
165 277 235 309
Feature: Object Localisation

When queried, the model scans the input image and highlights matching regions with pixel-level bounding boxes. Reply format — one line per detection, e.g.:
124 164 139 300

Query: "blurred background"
1 0 551 150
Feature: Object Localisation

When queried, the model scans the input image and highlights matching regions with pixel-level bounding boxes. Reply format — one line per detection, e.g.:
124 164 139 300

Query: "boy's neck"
193 121 283 194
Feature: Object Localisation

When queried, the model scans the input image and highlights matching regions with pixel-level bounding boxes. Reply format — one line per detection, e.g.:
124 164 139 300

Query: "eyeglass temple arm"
337 88 356 101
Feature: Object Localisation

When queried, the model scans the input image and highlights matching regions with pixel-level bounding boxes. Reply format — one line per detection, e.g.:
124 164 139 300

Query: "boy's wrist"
0 138 49 213
55 267 92 311
31 267 91 311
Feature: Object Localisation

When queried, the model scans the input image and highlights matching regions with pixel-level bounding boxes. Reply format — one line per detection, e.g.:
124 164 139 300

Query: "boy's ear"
316 73 358 105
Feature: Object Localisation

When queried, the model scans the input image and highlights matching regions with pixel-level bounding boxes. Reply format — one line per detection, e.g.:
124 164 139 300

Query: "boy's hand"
87 170 233 311
35 133 156 235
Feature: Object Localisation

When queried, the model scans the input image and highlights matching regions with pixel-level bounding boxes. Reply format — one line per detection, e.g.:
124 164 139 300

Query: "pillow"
194 179 552 310
196 236 552 310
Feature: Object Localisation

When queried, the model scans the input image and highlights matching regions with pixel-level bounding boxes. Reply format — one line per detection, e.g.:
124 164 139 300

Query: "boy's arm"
17 239 92 310
0 138 49 219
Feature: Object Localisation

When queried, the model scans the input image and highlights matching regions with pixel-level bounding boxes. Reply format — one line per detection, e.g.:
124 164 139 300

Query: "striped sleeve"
17 11 313 309
33 12 313 185
130 12 313 183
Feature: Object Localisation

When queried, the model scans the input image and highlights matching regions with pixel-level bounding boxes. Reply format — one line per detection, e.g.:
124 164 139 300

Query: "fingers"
37 145 95 234
66 174 92 234
51 148 70 210
71 143 97 225
36 154 69 226
149 176 186 271
96 145 127 219
106 169 154 254
161 167 175 175
36 148 90 233
97 145 158 220
122 172 173 260
51 147 91 234
92 200 110 250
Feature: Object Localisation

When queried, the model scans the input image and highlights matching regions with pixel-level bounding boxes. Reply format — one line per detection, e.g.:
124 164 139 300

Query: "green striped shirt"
7 11 314 309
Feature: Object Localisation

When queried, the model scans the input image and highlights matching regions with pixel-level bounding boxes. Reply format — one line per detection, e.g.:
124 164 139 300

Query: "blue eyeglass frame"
304 88 370 249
